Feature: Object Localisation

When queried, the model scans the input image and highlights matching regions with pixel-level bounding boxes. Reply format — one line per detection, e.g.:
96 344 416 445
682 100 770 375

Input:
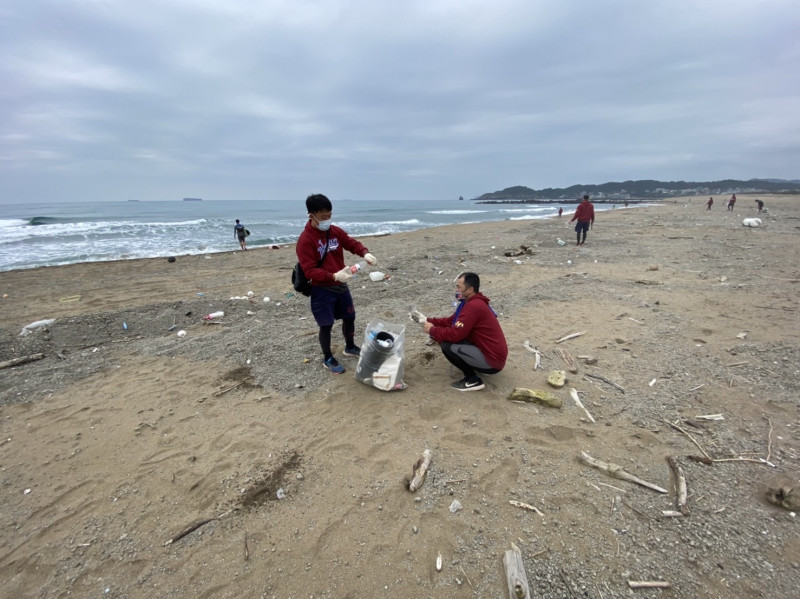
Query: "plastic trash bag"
354 319 407 391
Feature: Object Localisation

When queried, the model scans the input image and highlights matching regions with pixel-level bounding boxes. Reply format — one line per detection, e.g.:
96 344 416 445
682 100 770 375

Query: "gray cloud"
1 0 798 203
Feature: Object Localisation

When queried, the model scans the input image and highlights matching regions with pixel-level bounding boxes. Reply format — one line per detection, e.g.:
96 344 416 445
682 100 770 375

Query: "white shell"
436 553 443 571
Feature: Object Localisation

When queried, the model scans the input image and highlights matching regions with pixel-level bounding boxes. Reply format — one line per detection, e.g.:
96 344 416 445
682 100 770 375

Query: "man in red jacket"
296 194 377 374
422 272 508 391
569 194 595 246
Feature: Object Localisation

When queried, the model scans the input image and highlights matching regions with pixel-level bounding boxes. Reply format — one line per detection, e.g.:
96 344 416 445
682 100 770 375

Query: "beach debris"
648 378 657 387
203 311 224 320
19 319 55 336
577 355 597 364
628 581 671 590
58 295 81 303
695 414 724 421
665 417 776 468
276 488 286 500
436 553 443 572
765 485 800 511
176 330 187 337
579 451 668 494
369 271 387 281
509 500 544 516
503 542 531 599
647 265 659 271
556 238 566 246
666 456 690 516
408 307 427 323
522 341 541 369
556 330 585 344
449 499 462 513
635 279 662 285
164 508 234 546
407 449 432 492
554 348 578 373
167 256 176 262
546 370 566 388
742 218 762 227
569 388 595 423
584 372 625 394
0 353 45 371
736 331 747 339
504 245 535 257
507 388 562 408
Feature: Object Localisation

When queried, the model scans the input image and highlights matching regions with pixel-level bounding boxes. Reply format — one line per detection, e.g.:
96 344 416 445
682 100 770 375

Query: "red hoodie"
427 293 508 370
295 221 368 287
570 200 595 223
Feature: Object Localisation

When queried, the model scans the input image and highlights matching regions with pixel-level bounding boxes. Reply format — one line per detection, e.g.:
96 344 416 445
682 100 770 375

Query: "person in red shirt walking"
569 195 595 246
296 194 377 374
421 272 508 391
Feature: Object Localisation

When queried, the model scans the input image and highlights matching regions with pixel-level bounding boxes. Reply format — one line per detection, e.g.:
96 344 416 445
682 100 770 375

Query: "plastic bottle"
348 260 367 275
203 310 224 320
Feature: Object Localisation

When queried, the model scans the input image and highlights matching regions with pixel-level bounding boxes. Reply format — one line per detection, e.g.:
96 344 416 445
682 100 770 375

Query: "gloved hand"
409 309 427 323
333 268 354 283
364 252 377 265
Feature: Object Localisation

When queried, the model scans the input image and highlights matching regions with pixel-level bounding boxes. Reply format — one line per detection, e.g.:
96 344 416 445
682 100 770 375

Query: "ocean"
0 198 626 272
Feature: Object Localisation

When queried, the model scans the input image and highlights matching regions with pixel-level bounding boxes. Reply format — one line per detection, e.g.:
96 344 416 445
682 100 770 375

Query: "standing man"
706 197 714 211
421 272 508 392
234 219 248 251
755 199 764 213
557 207 563 218
569 195 595 246
296 194 377 374
727 194 736 211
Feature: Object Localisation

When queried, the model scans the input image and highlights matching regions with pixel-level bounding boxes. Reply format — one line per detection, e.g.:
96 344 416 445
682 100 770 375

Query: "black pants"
441 341 500 379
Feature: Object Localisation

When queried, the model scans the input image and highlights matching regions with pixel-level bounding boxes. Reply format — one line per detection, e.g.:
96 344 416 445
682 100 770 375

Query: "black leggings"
441 341 500 379
319 319 356 358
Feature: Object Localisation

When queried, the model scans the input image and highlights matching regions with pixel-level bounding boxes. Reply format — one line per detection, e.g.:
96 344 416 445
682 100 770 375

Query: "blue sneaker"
323 356 345 374
343 345 361 358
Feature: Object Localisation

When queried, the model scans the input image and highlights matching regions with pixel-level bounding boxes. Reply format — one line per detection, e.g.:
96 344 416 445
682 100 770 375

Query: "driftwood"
554 348 578 373
555 331 585 344
507 388 562 408
628 580 671 589
667 456 689 516
584 372 625 394
0 353 45 370
408 449 432 492
509 500 544 516
522 341 541 369
503 543 531 599
579 451 667 494
164 509 233 546
569 388 595 423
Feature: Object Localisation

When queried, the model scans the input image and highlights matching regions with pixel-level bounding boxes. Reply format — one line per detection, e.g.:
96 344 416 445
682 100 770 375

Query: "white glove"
364 252 377 265
333 268 353 283
409 309 427 323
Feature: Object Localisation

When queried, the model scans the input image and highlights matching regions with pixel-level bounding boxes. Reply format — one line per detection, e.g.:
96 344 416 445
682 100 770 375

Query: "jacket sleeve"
429 304 478 343
339 230 368 257
427 314 454 328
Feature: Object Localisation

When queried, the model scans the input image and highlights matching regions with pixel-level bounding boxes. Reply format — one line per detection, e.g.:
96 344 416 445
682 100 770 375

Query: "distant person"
624 201 629 208
296 193 377 374
569 195 595 246
727 194 736 211
234 219 248 251
755 199 764 213
706 197 713 211
421 272 507 392
557 207 563 218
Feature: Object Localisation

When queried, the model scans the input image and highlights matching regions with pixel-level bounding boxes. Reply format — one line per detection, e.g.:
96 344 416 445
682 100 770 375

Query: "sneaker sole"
323 363 345 374
342 351 360 358
454 383 485 392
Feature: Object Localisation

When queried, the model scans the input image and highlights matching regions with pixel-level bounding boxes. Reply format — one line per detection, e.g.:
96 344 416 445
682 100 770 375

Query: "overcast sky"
2 0 798 203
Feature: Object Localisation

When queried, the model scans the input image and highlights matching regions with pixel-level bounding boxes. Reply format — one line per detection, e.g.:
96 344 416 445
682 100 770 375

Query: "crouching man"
422 272 508 391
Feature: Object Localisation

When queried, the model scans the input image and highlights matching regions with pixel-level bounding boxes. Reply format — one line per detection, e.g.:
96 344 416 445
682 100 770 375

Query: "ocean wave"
426 210 488 215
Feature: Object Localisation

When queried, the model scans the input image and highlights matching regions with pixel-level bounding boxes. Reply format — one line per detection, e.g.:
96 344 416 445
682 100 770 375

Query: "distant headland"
473 178 800 204
182 198 203 202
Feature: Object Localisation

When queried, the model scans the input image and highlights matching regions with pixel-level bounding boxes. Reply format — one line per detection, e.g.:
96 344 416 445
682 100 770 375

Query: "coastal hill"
475 178 800 202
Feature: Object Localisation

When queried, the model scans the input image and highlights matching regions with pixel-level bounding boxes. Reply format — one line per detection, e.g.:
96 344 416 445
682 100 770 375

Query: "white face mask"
316 219 331 231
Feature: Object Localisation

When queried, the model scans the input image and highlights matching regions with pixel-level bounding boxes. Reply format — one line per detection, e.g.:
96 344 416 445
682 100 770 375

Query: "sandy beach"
1 194 798 598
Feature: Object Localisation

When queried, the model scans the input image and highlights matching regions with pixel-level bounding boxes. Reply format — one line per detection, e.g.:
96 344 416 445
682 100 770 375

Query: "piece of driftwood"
554 347 578 373
667 456 689 516
522 341 541 370
0 353 45 370
164 509 233 546
628 580 671 589
503 543 531 599
569 388 595 423
556 331 585 344
509 500 544 516
507 388 562 408
584 372 625 394
579 451 667 494
634 279 662 285
408 449 432 492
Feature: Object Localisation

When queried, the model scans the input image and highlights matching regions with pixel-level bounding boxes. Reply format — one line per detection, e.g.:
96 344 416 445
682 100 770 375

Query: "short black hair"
583 194 590 200
306 194 332 214
460 272 480 293
235 219 240 224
